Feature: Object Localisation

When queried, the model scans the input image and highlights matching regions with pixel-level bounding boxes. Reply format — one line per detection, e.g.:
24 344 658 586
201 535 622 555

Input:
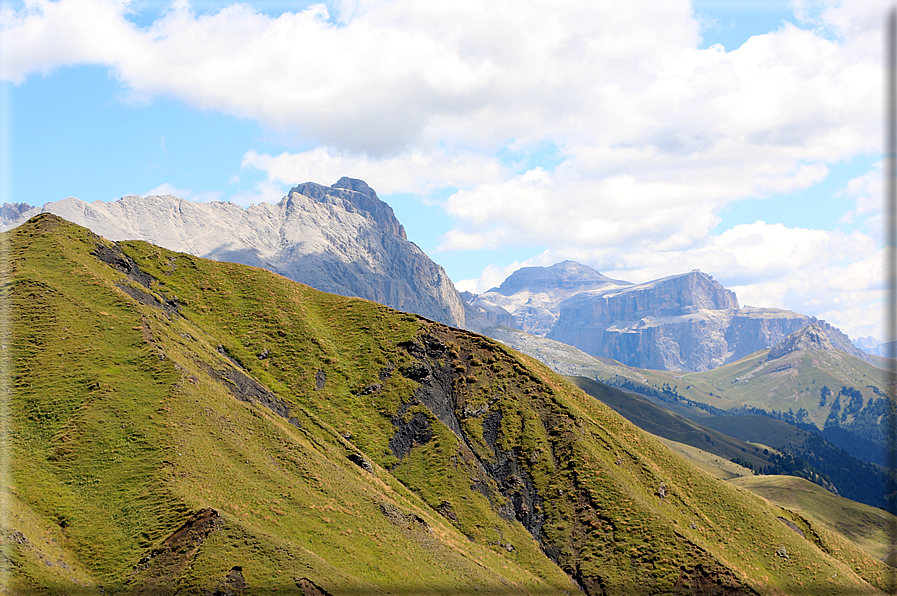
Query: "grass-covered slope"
2 214 893 595
564 376 772 472
729 475 897 567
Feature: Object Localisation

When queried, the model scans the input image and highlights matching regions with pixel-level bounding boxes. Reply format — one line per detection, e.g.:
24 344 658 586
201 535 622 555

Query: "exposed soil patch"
378 363 394 380
93 243 154 289
211 566 247 595
436 501 458 522
388 411 433 461
116 283 180 318
199 360 301 429
379 502 430 533
132 508 221 594
395 331 545 541
93 242 180 317
673 564 761 595
348 452 374 473
296 577 334 596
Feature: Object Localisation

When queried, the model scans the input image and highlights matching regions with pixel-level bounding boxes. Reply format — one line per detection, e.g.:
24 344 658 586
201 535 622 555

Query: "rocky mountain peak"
2 178 466 328
287 177 406 240
1 202 33 222
493 260 630 294
767 323 837 360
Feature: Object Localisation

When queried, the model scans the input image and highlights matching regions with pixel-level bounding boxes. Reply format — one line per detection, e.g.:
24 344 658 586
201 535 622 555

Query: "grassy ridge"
2 214 893 594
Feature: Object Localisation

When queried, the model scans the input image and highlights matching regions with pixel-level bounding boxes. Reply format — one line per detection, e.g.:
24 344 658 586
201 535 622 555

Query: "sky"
0 0 889 342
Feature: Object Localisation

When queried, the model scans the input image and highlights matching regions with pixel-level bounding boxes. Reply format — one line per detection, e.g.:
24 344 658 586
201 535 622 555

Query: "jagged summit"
491 260 629 294
597 270 740 313
0 179 465 328
474 263 868 372
1 202 33 221
287 177 406 239
768 323 835 360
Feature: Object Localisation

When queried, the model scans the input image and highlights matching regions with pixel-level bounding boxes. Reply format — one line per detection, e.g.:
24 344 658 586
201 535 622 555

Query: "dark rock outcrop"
288 177 407 239
394 333 545 544
0 202 33 224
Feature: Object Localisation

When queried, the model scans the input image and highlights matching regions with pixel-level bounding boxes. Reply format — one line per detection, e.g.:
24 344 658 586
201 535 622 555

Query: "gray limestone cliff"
492 260 629 294
4 178 466 328
471 261 631 337
473 262 864 373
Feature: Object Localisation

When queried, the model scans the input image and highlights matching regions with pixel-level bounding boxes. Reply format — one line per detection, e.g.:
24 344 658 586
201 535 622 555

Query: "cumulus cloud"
838 161 883 239
1 0 887 338
240 146 508 197
459 221 883 339
2 0 881 156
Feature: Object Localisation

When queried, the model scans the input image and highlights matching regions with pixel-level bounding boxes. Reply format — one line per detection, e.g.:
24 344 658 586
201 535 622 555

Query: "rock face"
853 336 885 357
767 322 866 361
472 261 631 337
767 323 835 360
473 262 864 372
3 178 467 328
493 260 629 294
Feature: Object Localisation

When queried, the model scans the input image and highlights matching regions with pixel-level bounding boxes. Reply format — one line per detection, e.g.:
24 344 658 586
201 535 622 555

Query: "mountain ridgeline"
1 178 469 329
4 214 892 594
472 261 868 372
2 179 870 375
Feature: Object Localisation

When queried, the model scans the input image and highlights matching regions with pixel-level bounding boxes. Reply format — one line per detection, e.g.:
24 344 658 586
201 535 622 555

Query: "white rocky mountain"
469 261 867 372
1 178 468 328
5 181 866 374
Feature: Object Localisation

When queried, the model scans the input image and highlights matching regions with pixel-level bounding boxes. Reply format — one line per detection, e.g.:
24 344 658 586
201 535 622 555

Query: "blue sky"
0 0 888 340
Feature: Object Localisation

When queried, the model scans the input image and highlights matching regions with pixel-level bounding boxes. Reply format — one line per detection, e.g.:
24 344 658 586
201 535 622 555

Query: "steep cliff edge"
474 264 864 372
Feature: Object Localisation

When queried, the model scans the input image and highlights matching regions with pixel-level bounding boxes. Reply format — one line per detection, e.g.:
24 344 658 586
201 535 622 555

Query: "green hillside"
1 214 893 594
564 376 771 471
729 475 897 567
568 373 888 509
549 332 891 466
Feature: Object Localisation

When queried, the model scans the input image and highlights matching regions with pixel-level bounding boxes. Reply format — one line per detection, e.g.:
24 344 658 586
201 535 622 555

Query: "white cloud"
2 0 882 156
455 260 530 294
459 221 883 340
1 0 889 339
240 146 507 197
841 161 882 215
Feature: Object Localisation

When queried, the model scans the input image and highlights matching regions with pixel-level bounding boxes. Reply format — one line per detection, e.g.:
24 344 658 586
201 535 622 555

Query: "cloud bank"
1 0 887 338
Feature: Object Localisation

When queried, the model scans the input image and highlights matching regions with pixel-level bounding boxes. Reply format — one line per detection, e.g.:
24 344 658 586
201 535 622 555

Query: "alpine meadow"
2 213 893 594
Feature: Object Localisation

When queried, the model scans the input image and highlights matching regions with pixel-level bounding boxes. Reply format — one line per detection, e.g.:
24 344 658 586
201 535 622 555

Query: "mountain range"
471 261 869 372
2 179 870 375
1 178 469 329
4 213 892 594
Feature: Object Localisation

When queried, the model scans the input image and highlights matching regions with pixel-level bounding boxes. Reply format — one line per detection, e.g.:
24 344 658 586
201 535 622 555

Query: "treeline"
608 376 895 512
728 438 891 511
736 386 888 467
611 377 727 416
784 432 893 511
